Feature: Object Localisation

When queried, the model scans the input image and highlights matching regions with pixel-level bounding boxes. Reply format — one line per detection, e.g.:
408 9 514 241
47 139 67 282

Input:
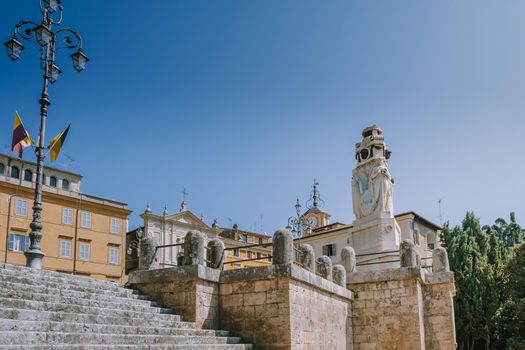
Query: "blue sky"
1 1 524 232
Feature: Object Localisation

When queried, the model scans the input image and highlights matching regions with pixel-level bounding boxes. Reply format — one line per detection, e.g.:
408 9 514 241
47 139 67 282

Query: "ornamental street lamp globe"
34 24 53 46
70 49 89 72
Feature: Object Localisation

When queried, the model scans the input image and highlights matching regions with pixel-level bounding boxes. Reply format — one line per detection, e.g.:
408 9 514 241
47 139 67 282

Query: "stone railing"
129 227 353 349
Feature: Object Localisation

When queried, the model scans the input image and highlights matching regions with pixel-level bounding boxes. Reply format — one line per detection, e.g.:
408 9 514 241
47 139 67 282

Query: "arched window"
62 179 70 190
10 166 20 179
23 169 32 182
427 232 436 250
0 163 5 175
49 176 57 187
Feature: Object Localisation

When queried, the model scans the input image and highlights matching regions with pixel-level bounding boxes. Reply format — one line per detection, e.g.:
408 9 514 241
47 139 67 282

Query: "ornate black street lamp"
286 199 314 239
4 0 88 269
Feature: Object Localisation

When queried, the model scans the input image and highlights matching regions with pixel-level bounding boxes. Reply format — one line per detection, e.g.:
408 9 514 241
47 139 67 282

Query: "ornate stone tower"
350 125 401 269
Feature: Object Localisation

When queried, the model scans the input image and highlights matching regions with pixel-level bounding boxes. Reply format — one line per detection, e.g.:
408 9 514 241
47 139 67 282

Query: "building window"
427 231 436 250
247 251 253 259
10 166 19 179
62 179 70 190
79 242 90 260
0 163 4 175
49 176 57 187
258 238 263 245
15 199 28 217
322 244 336 257
256 252 261 259
62 208 73 225
81 212 92 228
23 169 32 182
8 234 29 252
241 234 248 243
60 239 72 258
108 246 119 264
110 218 120 234
232 248 240 257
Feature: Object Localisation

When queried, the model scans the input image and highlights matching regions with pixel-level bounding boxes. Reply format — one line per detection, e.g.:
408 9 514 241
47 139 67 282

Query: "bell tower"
302 179 331 233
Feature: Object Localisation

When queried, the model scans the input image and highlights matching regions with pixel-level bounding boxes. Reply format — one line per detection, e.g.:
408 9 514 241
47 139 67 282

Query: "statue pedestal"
350 216 401 271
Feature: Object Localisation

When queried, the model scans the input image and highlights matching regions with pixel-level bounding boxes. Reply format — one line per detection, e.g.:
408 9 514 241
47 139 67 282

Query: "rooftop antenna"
59 154 76 171
438 199 444 226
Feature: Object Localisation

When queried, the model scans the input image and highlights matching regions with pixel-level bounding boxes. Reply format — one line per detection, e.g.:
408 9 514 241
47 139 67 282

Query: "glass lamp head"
48 64 61 83
70 49 89 72
34 24 52 47
4 37 24 61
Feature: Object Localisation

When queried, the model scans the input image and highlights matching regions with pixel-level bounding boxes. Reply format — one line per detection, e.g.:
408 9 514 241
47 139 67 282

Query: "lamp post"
286 199 314 240
4 0 88 269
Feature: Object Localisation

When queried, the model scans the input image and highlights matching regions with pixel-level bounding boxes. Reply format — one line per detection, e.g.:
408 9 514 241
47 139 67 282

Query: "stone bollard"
183 230 206 266
272 228 293 265
400 239 420 268
332 264 346 287
139 235 159 270
341 246 357 273
297 244 315 272
316 256 333 281
207 239 225 270
432 246 450 272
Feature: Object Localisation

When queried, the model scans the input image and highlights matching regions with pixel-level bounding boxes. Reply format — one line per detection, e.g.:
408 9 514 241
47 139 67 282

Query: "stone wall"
348 267 456 350
128 264 220 329
220 264 353 350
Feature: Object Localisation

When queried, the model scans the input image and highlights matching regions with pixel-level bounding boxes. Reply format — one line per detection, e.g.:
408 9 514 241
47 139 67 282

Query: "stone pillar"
207 239 225 270
272 228 293 265
316 256 332 281
341 246 357 273
183 230 206 266
432 246 450 272
139 235 159 270
297 244 315 272
332 264 346 287
400 239 420 268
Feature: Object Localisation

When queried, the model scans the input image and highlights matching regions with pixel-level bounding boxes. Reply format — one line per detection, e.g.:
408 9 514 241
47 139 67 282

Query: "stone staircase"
0 264 252 349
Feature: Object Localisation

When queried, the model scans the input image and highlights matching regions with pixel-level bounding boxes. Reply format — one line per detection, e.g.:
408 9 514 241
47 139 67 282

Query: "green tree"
441 212 511 350
494 243 525 349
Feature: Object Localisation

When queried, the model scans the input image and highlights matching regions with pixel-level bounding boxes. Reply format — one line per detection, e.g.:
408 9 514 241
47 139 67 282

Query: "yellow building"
0 154 131 283
219 224 272 269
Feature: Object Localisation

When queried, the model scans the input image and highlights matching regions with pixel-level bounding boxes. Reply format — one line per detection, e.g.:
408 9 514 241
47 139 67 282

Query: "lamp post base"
24 249 44 270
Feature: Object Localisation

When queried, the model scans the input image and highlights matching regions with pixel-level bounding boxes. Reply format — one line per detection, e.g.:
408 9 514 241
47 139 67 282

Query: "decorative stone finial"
163 205 168 217
341 246 357 273
316 256 333 281
138 234 158 270
144 203 152 214
297 244 315 272
207 239 225 270
432 246 450 272
332 264 347 286
272 228 293 265
180 188 189 212
400 239 420 268
183 230 206 266
212 219 219 228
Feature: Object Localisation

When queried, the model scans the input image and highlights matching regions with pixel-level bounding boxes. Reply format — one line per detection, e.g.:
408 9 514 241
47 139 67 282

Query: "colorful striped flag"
12 112 33 158
48 124 70 162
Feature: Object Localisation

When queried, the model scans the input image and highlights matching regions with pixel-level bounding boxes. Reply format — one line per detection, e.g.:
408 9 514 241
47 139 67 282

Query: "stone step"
1 265 124 291
0 332 242 346
0 280 152 303
0 345 254 350
0 307 189 328
0 319 228 337
0 297 174 319
0 273 133 297
0 288 169 314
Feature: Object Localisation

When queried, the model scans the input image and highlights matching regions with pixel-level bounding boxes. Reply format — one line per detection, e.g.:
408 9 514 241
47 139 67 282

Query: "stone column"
272 228 293 265
432 246 450 272
400 239 420 268
207 238 225 270
332 264 346 286
316 256 332 281
139 235 159 270
297 244 315 272
183 230 206 266
341 246 357 273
